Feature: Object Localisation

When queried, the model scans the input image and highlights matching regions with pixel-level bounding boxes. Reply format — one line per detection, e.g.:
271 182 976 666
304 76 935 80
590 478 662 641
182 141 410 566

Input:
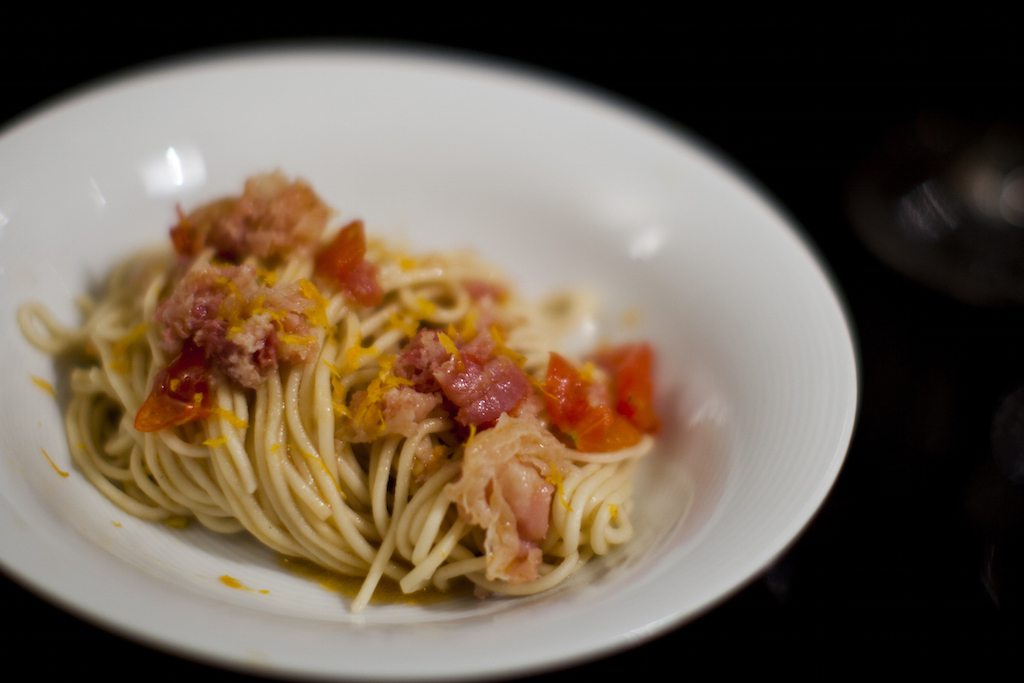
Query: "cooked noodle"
18 175 655 612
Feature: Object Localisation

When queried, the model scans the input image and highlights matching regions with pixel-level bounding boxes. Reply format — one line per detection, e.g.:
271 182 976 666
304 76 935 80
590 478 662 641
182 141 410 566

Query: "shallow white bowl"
0 47 857 680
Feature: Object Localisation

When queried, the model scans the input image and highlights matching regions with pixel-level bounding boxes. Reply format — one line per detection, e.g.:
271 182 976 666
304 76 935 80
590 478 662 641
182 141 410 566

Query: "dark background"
2 14 1021 679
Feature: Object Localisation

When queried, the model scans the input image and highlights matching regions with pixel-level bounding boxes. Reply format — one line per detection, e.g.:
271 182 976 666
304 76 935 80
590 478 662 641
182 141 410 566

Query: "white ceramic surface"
0 47 857 680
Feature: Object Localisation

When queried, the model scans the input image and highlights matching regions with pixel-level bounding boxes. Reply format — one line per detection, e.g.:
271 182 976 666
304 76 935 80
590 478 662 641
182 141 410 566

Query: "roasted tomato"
134 341 213 432
594 342 660 433
316 219 365 277
544 352 641 452
169 199 236 259
544 352 590 427
339 259 384 307
315 220 384 307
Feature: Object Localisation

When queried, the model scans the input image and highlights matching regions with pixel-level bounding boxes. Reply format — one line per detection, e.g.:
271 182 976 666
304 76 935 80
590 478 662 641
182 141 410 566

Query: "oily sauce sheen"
278 555 475 605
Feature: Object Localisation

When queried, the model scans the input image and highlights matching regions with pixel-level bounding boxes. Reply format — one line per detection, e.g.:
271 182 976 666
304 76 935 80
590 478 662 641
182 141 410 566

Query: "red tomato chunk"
134 342 213 432
315 220 384 307
594 342 660 433
544 352 642 452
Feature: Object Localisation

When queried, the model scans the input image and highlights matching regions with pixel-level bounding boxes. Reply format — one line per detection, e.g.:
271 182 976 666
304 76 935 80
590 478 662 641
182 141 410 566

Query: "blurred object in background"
992 386 1024 485
847 113 1024 306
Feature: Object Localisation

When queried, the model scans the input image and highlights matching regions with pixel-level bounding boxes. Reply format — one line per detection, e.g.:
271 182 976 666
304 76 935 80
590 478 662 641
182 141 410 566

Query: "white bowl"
0 46 857 680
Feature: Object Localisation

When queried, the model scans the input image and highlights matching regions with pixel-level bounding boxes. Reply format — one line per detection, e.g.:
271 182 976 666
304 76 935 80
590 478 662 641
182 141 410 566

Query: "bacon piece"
444 414 573 583
154 263 236 353
170 172 329 261
392 329 449 393
459 330 497 364
218 312 279 388
154 262 319 388
435 355 532 428
496 459 553 543
380 386 442 437
343 385 443 443
393 328 533 428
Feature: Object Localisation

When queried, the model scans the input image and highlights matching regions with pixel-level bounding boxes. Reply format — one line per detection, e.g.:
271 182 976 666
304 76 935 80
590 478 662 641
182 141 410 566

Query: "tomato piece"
577 413 642 452
134 342 213 432
545 352 591 427
544 352 641 452
594 342 659 433
315 220 384 306
169 205 196 256
341 260 384 307
169 198 236 259
316 219 365 279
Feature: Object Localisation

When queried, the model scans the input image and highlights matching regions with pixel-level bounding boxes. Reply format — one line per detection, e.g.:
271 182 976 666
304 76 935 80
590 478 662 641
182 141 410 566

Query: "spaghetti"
18 172 658 612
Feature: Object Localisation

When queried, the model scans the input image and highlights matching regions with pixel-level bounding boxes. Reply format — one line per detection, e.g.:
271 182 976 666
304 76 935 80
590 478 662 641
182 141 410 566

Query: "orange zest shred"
413 298 437 317
343 339 378 374
213 407 248 429
489 323 527 368
546 463 571 511
579 361 596 383
41 447 70 478
387 313 420 339
297 448 345 498
220 575 244 588
216 277 246 309
299 279 330 328
437 331 464 371
324 361 351 416
351 355 413 434
219 575 268 593
257 268 278 287
279 333 317 346
458 309 478 341
325 360 354 416
31 375 56 397
529 374 554 398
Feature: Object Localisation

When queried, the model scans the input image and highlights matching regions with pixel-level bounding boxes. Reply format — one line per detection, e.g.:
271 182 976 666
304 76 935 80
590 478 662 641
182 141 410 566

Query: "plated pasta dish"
18 173 659 611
